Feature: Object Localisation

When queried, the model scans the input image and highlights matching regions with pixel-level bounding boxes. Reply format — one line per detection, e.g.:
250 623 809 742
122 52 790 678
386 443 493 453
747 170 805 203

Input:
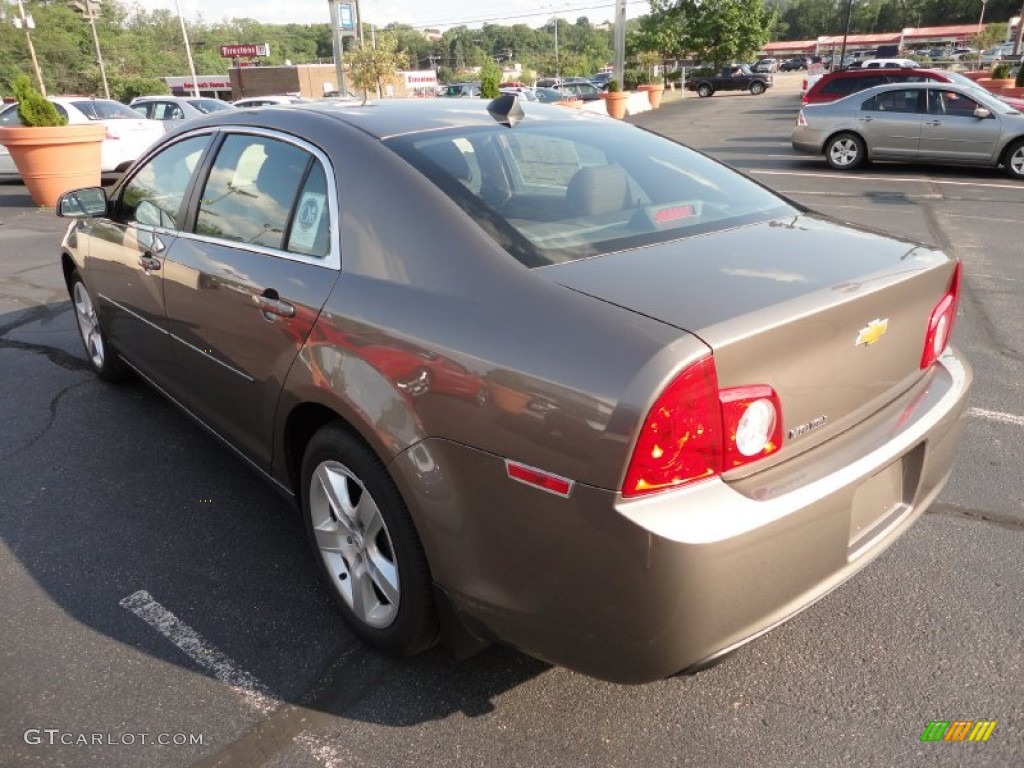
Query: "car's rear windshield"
71 100 142 120
385 118 793 267
188 99 234 114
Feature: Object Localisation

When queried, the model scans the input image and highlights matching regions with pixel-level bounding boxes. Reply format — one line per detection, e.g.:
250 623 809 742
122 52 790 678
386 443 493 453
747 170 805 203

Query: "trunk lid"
542 214 958 469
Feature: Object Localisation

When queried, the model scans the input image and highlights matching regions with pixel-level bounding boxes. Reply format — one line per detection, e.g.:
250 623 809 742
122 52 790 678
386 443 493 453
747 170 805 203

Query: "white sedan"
0 97 164 177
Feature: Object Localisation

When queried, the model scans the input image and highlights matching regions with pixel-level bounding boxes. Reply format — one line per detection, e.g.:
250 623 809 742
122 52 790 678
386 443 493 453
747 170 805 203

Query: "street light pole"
173 0 200 97
553 14 559 81
14 0 46 96
71 0 110 99
977 0 988 36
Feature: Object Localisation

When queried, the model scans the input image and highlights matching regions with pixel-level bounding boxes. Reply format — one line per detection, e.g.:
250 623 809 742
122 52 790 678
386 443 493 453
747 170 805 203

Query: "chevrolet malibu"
57 97 971 684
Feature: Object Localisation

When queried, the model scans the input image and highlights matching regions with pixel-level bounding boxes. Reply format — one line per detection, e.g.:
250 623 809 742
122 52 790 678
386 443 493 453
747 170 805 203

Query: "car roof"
818 80 999 104
181 98 589 141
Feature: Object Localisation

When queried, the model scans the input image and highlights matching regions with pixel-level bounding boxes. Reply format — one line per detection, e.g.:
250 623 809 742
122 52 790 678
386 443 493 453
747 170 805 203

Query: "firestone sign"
219 44 270 58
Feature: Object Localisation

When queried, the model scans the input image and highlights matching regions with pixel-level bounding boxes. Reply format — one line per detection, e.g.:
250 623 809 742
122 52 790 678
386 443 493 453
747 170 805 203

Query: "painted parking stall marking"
120 590 349 766
969 407 1024 428
120 590 279 715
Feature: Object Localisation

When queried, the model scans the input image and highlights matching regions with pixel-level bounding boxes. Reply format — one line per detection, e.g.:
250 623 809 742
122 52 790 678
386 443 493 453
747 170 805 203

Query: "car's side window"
928 89 981 117
864 89 921 113
120 135 210 230
195 134 311 251
153 102 185 121
131 104 150 119
285 163 331 259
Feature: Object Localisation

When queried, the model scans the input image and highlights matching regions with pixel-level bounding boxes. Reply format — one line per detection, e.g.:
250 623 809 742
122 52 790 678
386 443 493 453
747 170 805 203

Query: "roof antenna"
487 93 525 128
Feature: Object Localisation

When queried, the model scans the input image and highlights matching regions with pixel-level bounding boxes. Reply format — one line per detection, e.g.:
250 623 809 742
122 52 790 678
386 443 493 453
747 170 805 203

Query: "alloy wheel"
73 281 105 369
829 137 860 167
309 460 400 628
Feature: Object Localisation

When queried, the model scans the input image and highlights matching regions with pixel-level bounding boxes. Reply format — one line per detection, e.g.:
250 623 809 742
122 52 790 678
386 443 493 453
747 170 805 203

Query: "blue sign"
338 3 354 30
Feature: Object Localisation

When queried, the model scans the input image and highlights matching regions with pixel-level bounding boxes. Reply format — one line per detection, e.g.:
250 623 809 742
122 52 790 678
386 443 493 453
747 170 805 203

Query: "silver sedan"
792 81 1024 179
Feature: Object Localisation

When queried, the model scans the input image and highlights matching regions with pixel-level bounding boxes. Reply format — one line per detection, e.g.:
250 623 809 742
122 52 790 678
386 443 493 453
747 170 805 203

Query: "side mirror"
57 187 109 219
974 107 992 119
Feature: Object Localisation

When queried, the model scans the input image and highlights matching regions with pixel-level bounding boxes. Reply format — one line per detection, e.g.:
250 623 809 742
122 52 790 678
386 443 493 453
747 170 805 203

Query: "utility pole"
1014 2 1024 59
613 0 626 87
14 0 46 96
839 0 854 68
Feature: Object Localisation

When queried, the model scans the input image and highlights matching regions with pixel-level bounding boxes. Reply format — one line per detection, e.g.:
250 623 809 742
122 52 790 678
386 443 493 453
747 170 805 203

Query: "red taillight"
622 357 783 498
920 262 961 369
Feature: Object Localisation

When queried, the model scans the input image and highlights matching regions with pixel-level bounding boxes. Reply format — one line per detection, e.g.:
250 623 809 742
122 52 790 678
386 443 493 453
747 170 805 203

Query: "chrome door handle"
255 295 295 319
858 116 873 122
138 255 161 271
925 120 942 126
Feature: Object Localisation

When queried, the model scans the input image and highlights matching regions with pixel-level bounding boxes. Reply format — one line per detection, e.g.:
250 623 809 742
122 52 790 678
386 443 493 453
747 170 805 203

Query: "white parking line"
750 169 1024 191
120 590 280 716
121 590 348 765
969 407 1024 428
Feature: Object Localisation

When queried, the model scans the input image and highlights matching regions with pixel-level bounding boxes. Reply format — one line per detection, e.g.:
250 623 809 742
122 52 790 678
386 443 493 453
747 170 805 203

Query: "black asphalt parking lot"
2 78 1022 767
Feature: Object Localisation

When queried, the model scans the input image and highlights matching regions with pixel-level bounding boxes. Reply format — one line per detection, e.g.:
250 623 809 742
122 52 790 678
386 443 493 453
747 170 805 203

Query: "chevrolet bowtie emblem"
855 318 889 347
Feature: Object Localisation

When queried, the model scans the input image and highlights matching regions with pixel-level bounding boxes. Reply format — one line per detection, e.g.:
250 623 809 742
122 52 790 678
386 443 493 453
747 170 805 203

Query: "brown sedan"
57 97 971 684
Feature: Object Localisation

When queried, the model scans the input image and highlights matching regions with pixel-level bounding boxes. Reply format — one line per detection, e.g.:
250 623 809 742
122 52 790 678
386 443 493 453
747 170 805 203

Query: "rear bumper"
390 349 972 684
791 128 825 155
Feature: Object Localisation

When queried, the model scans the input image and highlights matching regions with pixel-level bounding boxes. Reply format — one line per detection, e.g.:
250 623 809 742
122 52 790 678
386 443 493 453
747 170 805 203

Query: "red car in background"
803 68 954 105
803 66 1024 111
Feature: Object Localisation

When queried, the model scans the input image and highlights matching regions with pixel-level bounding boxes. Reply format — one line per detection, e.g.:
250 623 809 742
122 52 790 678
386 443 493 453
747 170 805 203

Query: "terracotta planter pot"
637 83 665 109
961 71 987 81
986 78 1015 93
0 124 105 208
601 91 629 119
997 86 1024 97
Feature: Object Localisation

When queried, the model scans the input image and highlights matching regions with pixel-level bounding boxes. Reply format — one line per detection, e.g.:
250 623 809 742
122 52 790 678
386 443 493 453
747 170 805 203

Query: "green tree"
643 0 776 65
345 33 405 104
480 58 501 98
111 75 170 103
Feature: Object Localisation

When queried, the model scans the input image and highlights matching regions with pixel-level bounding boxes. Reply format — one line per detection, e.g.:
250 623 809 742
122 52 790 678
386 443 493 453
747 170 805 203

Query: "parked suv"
753 57 779 73
802 67 954 105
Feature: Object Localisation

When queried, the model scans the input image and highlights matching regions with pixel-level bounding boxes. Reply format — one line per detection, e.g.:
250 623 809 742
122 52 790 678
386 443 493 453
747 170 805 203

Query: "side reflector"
505 460 574 498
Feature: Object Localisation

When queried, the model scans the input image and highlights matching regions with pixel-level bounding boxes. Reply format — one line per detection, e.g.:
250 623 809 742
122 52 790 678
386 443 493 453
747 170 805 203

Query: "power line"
402 0 648 30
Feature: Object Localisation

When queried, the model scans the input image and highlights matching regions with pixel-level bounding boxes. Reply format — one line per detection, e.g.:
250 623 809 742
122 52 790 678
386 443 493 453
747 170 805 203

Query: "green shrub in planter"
1016 65 1024 88
11 74 66 127
991 62 1012 80
606 80 621 93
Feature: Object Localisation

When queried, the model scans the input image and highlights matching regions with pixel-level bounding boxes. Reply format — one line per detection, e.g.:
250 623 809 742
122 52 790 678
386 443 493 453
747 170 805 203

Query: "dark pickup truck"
685 65 773 97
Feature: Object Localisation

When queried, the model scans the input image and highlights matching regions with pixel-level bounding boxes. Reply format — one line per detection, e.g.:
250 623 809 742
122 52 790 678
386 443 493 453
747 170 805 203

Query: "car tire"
1003 139 1024 180
750 82 766 95
69 272 130 383
301 424 438 656
697 83 713 98
825 132 866 170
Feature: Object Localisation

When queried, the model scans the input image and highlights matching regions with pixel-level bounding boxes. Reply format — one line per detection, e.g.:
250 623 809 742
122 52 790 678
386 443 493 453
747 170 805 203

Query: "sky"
142 0 649 31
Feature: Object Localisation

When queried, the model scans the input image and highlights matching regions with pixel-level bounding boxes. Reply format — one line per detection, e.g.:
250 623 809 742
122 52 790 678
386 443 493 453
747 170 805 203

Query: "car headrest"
424 140 472 182
566 165 628 217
